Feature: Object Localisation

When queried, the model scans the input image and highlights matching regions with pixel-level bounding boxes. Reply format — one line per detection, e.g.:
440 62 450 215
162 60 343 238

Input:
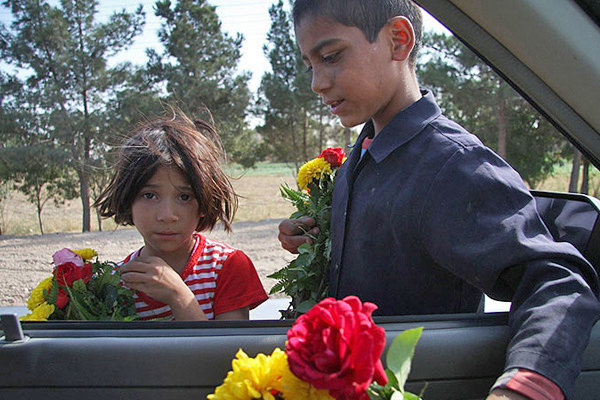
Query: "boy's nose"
311 68 331 94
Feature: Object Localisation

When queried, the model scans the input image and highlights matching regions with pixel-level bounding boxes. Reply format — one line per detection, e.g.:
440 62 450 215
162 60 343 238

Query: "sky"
0 0 449 93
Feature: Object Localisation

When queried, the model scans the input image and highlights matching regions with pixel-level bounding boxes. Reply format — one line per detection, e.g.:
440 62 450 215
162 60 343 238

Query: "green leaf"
297 299 317 313
391 391 404 400
386 327 423 392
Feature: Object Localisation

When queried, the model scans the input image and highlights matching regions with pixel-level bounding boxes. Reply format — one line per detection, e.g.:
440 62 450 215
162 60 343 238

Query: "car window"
1 1 598 322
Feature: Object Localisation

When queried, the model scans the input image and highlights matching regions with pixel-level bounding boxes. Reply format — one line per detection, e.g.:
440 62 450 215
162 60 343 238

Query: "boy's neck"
373 73 422 136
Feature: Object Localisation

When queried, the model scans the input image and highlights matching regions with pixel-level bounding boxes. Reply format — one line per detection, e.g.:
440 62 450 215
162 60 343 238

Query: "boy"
279 1 600 399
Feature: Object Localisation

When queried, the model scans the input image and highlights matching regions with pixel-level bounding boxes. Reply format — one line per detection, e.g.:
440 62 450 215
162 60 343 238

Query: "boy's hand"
120 255 207 320
487 389 529 400
278 216 318 253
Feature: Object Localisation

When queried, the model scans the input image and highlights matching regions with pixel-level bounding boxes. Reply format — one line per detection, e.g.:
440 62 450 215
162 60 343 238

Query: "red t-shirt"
119 234 268 320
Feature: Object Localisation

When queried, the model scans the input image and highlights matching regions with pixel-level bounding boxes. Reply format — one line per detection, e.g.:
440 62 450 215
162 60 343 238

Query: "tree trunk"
96 208 103 232
318 108 324 151
302 114 308 161
290 118 299 173
569 148 582 193
580 157 589 195
36 187 44 235
78 167 91 232
497 99 507 159
343 127 351 148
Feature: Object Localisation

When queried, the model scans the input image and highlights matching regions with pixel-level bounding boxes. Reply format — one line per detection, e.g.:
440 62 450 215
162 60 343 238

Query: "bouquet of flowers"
21 248 137 321
269 147 345 318
208 296 424 400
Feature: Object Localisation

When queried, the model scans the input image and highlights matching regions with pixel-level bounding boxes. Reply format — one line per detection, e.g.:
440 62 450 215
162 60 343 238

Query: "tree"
257 0 334 171
417 32 565 188
0 145 77 234
0 0 145 232
147 0 260 167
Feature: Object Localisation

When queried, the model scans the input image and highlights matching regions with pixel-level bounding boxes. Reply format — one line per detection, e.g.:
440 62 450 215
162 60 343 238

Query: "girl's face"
131 165 201 264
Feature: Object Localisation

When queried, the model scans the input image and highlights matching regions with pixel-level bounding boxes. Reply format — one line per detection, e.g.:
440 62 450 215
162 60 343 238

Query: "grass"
1 161 598 236
1 164 297 236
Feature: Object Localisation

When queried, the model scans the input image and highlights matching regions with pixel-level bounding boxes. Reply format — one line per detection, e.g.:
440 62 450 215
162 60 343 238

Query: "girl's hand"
121 255 207 321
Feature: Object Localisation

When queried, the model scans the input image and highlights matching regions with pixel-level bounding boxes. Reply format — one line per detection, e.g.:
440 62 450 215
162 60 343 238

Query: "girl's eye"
179 193 192 201
304 64 313 74
142 192 155 200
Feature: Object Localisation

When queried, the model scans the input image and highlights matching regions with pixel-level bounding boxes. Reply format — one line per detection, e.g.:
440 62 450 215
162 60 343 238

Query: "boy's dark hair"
293 0 423 66
94 109 238 233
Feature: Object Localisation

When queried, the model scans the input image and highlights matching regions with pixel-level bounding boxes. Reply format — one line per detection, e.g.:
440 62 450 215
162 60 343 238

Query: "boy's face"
296 15 408 132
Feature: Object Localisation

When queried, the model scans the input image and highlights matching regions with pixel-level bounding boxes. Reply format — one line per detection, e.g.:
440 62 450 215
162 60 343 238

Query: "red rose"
54 262 92 287
318 147 345 168
55 288 69 309
286 296 387 400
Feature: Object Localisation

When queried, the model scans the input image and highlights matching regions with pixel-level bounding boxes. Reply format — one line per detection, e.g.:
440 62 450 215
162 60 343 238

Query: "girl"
94 110 268 321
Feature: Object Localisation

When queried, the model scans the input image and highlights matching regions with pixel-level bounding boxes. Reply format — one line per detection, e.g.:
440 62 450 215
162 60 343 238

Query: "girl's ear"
387 16 415 62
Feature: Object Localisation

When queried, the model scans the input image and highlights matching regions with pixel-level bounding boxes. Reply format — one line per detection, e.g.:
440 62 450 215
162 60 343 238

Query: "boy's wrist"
491 368 564 400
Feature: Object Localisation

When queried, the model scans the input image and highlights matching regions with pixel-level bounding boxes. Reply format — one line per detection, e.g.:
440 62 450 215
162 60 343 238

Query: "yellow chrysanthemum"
279 358 334 400
297 158 332 191
26 276 53 311
20 302 55 321
72 248 98 261
208 348 287 400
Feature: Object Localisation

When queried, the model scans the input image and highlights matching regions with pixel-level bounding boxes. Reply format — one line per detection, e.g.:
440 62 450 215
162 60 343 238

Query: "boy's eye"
321 51 340 64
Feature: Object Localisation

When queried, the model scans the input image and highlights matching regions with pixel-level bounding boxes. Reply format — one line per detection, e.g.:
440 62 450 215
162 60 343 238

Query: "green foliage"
0 0 145 232
0 144 77 234
147 0 259 167
256 0 338 168
368 327 425 400
50 260 137 321
417 32 565 188
268 170 336 319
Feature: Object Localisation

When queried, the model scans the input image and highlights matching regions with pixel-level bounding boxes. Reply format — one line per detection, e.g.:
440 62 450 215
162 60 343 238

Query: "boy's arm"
419 146 600 398
487 389 529 400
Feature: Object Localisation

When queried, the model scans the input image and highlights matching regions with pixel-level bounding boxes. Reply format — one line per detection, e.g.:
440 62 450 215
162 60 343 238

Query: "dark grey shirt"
329 90 600 398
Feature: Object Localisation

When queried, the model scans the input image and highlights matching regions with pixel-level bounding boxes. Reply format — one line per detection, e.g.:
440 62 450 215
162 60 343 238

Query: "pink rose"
286 296 387 400
53 248 84 267
318 147 345 168
54 262 92 287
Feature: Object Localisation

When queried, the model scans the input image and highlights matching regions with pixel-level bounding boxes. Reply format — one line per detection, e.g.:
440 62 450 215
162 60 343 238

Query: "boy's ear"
387 16 415 62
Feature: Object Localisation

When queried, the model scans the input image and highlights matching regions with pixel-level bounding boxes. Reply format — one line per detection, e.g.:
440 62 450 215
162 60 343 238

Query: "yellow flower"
279 359 334 400
20 302 55 321
297 158 332 191
72 248 98 261
26 276 53 311
208 348 287 400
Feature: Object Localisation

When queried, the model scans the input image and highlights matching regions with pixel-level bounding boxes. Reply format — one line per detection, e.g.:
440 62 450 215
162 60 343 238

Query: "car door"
2 1 600 399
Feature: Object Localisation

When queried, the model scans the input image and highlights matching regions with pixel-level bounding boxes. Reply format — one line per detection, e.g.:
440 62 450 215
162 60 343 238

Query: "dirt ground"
0 219 293 306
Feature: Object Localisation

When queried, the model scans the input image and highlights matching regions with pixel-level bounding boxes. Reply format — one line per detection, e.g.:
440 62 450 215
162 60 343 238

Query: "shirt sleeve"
492 368 564 400
212 249 268 316
419 145 600 399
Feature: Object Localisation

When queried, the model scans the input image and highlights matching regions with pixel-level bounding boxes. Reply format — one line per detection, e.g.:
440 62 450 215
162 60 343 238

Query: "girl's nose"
156 199 178 222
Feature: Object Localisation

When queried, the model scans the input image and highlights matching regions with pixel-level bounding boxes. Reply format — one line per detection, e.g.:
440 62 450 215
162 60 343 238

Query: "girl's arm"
120 255 208 321
215 306 249 320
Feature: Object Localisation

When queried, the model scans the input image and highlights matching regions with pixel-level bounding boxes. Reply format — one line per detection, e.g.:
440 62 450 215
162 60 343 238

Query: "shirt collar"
360 90 442 163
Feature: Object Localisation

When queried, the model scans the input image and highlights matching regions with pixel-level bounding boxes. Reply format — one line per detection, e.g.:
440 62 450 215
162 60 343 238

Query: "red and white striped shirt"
119 234 268 320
